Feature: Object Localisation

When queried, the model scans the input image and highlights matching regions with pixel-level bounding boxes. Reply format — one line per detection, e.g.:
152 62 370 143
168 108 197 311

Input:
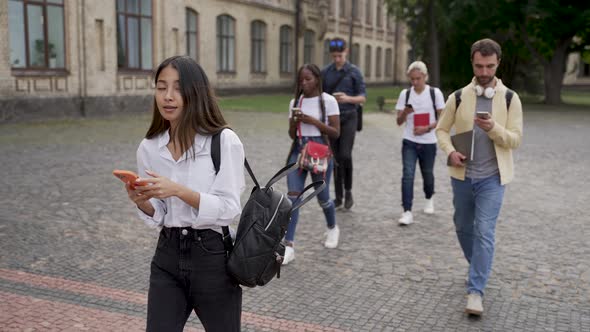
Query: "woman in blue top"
283 64 341 265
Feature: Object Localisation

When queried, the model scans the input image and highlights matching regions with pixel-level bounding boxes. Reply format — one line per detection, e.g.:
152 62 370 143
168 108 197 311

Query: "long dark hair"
146 55 228 159
293 64 326 122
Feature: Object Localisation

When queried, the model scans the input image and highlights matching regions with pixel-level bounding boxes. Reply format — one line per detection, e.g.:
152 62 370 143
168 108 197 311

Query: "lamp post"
348 0 356 64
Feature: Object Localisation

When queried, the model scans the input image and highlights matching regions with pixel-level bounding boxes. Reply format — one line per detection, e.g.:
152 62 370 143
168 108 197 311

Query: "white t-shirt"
395 85 445 144
289 92 340 137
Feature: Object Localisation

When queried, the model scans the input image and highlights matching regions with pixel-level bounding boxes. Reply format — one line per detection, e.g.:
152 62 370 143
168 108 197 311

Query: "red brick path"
0 269 344 331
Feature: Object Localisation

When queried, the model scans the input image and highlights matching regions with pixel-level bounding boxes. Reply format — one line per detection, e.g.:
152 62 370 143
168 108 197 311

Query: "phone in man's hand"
405 104 413 108
476 111 491 119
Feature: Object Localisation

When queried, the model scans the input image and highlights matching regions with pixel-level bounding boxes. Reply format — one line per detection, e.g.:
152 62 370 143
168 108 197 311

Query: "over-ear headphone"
475 85 495 99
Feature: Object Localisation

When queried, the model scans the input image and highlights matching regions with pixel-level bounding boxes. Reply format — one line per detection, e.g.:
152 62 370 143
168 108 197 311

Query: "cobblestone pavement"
1 108 589 331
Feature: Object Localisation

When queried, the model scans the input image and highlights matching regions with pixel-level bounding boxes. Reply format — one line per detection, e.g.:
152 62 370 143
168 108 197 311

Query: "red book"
414 113 430 127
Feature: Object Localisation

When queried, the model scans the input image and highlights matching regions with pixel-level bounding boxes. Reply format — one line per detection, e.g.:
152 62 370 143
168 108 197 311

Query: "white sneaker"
282 246 295 265
423 198 435 214
465 293 483 316
324 225 340 248
398 211 414 225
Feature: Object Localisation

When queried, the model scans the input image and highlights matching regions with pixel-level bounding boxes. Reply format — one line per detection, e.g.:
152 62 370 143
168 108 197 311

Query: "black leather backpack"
212 130 325 287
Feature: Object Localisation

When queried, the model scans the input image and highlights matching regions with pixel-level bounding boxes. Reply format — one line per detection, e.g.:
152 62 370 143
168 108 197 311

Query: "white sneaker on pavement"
324 225 340 248
398 211 414 225
465 293 483 316
424 198 435 214
282 246 295 265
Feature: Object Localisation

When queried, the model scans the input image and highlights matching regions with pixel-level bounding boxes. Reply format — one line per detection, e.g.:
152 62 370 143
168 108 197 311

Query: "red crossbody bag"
295 97 332 177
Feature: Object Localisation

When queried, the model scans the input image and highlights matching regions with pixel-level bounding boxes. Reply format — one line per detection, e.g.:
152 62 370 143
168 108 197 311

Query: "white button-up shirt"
136 129 245 231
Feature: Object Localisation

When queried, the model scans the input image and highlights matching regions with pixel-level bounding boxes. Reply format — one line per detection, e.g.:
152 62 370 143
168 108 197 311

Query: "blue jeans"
401 139 436 211
285 137 336 243
451 175 505 296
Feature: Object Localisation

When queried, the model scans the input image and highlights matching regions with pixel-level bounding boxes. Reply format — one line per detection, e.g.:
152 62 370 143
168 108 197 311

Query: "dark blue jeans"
146 227 241 332
285 136 336 243
401 139 436 211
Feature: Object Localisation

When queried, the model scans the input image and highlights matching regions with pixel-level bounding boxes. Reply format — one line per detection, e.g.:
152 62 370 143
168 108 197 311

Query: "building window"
9 0 66 69
376 47 382 78
365 45 372 78
339 0 346 19
376 0 383 27
186 8 198 61
365 0 372 25
304 30 315 64
217 14 235 72
251 20 266 73
352 0 359 21
385 48 393 77
328 0 333 15
323 39 331 66
279 25 293 73
116 0 152 70
351 43 360 66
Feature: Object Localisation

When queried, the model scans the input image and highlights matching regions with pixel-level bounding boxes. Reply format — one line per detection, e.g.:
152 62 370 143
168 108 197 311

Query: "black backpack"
211 130 325 287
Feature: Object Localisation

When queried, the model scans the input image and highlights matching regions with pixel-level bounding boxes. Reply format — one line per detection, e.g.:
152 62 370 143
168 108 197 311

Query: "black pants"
330 110 357 200
146 227 241 332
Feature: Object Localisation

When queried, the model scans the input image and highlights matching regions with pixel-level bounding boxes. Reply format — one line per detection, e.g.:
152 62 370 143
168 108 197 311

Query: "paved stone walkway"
0 108 589 331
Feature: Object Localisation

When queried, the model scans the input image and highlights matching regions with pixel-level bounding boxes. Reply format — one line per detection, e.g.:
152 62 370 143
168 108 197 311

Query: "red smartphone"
113 170 139 189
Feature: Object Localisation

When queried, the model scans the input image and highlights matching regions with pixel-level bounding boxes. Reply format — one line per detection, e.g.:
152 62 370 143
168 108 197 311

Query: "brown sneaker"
465 293 483 316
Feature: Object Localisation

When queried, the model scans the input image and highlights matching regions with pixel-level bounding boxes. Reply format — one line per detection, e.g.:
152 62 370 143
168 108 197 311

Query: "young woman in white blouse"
124 56 245 331
282 64 341 265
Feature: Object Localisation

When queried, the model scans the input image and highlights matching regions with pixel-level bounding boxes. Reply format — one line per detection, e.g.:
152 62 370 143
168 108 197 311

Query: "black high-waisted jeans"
146 227 241 332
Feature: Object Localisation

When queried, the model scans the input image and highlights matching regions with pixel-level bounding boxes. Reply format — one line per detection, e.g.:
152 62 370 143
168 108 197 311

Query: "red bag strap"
296 96 304 143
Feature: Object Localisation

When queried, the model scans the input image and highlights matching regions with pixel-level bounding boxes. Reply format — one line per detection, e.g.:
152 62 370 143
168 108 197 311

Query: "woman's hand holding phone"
134 170 182 199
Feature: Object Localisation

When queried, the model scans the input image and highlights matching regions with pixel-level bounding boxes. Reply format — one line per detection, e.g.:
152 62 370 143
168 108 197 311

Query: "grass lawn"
219 86 589 114
218 85 405 114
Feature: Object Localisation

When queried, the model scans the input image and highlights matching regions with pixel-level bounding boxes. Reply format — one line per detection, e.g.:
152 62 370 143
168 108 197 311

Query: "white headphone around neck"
475 85 495 99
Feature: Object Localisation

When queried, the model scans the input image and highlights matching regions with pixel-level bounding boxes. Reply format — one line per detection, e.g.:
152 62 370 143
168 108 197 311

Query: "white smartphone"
476 111 491 119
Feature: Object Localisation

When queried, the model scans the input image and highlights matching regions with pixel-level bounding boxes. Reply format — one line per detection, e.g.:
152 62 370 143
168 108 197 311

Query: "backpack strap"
505 89 514 111
430 87 439 120
291 180 327 210
454 89 462 111
454 88 514 112
221 225 233 255
265 163 297 189
212 129 259 188
404 87 411 106
211 130 222 175
212 129 256 256
324 68 348 94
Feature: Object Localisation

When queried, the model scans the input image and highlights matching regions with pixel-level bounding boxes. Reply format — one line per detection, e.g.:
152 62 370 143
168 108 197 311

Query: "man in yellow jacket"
435 38 523 316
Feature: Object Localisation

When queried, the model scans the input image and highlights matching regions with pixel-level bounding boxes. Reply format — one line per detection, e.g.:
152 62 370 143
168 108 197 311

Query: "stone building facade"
0 0 410 121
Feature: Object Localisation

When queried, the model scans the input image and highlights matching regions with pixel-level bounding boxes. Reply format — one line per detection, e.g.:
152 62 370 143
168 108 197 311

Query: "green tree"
518 1 590 104
387 0 590 104
385 0 444 87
